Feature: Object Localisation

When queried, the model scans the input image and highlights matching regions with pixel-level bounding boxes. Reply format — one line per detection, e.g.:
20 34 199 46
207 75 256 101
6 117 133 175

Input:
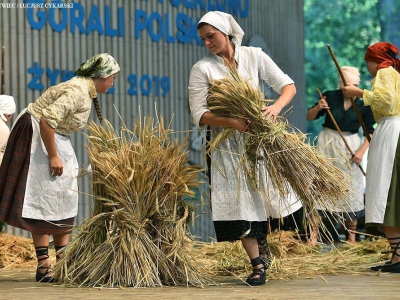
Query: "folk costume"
189 12 302 243
0 53 120 235
362 43 400 228
309 67 375 220
352 42 400 273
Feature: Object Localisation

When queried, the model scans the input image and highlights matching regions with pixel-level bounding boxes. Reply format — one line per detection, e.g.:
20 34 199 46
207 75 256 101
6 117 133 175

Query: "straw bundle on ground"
207 67 354 217
0 233 36 268
53 118 213 287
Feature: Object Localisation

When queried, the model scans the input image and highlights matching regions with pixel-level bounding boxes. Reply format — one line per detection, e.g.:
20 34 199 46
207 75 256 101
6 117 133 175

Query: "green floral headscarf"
74 53 120 78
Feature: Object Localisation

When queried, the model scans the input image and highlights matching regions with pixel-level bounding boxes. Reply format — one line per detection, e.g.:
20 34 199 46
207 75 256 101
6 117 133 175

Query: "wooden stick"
317 88 366 177
326 44 371 143
1 46 4 94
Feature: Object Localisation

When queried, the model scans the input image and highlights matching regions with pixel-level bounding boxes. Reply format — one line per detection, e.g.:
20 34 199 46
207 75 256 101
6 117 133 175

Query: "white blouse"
189 45 294 128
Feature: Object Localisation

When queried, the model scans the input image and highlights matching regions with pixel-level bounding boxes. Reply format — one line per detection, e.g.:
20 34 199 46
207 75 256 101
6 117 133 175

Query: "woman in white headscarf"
188 11 300 286
0 53 120 283
0 95 16 162
307 66 375 243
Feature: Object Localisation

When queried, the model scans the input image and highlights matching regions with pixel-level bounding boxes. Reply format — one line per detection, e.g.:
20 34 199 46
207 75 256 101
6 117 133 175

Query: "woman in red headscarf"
342 42 400 273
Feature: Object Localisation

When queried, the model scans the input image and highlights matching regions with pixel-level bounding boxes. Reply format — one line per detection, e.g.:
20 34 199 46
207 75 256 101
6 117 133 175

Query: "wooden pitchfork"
317 88 366 177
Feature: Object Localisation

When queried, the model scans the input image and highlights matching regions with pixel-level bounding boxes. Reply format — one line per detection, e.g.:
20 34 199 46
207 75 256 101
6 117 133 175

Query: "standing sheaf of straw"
53 118 214 287
206 66 354 215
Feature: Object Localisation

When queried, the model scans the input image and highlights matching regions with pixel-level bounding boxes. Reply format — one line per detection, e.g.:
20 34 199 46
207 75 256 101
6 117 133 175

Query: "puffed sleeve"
41 87 80 129
363 68 396 114
257 49 294 94
188 63 210 128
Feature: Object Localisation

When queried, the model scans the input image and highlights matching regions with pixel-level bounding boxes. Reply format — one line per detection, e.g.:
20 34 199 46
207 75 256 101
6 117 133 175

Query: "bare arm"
306 96 329 121
39 118 63 176
306 105 321 121
199 112 250 133
341 85 364 98
352 135 372 165
261 84 296 121
275 84 297 109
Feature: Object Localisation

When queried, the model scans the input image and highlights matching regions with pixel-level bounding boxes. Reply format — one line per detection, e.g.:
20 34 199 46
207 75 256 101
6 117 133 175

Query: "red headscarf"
364 42 400 73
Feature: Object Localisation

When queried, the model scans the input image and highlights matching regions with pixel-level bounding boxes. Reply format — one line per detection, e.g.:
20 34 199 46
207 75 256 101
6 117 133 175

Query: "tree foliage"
304 0 381 139
378 0 400 45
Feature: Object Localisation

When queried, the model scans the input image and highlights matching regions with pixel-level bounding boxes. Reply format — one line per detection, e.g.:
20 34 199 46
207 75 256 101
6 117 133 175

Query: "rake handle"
327 44 371 143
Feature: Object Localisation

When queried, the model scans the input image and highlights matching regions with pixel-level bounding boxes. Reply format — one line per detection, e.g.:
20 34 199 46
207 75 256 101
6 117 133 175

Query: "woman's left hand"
352 150 364 165
261 103 283 122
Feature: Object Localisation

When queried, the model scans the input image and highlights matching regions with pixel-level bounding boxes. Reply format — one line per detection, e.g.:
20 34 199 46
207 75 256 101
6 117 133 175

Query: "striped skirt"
0 112 74 235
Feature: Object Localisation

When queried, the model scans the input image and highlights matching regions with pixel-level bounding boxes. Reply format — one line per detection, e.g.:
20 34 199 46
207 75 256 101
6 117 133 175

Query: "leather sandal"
55 245 67 262
35 247 57 283
370 261 390 271
245 257 266 286
380 238 400 273
372 237 400 272
380 261 400 273
36 265 57 283
257 238 272 270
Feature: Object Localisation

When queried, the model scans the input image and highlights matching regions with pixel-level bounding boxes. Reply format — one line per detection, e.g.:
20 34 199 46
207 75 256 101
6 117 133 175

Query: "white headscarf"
0 95 16 122
337 66 360 88
198 11 245 45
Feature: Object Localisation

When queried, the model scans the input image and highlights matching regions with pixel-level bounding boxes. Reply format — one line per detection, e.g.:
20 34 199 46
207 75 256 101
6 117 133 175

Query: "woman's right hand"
317 97 329 111
49 155 63 176
342 85 363 98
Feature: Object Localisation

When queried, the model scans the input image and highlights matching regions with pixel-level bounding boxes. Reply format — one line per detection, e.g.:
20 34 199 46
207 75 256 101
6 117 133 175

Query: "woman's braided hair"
92 98 103 125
